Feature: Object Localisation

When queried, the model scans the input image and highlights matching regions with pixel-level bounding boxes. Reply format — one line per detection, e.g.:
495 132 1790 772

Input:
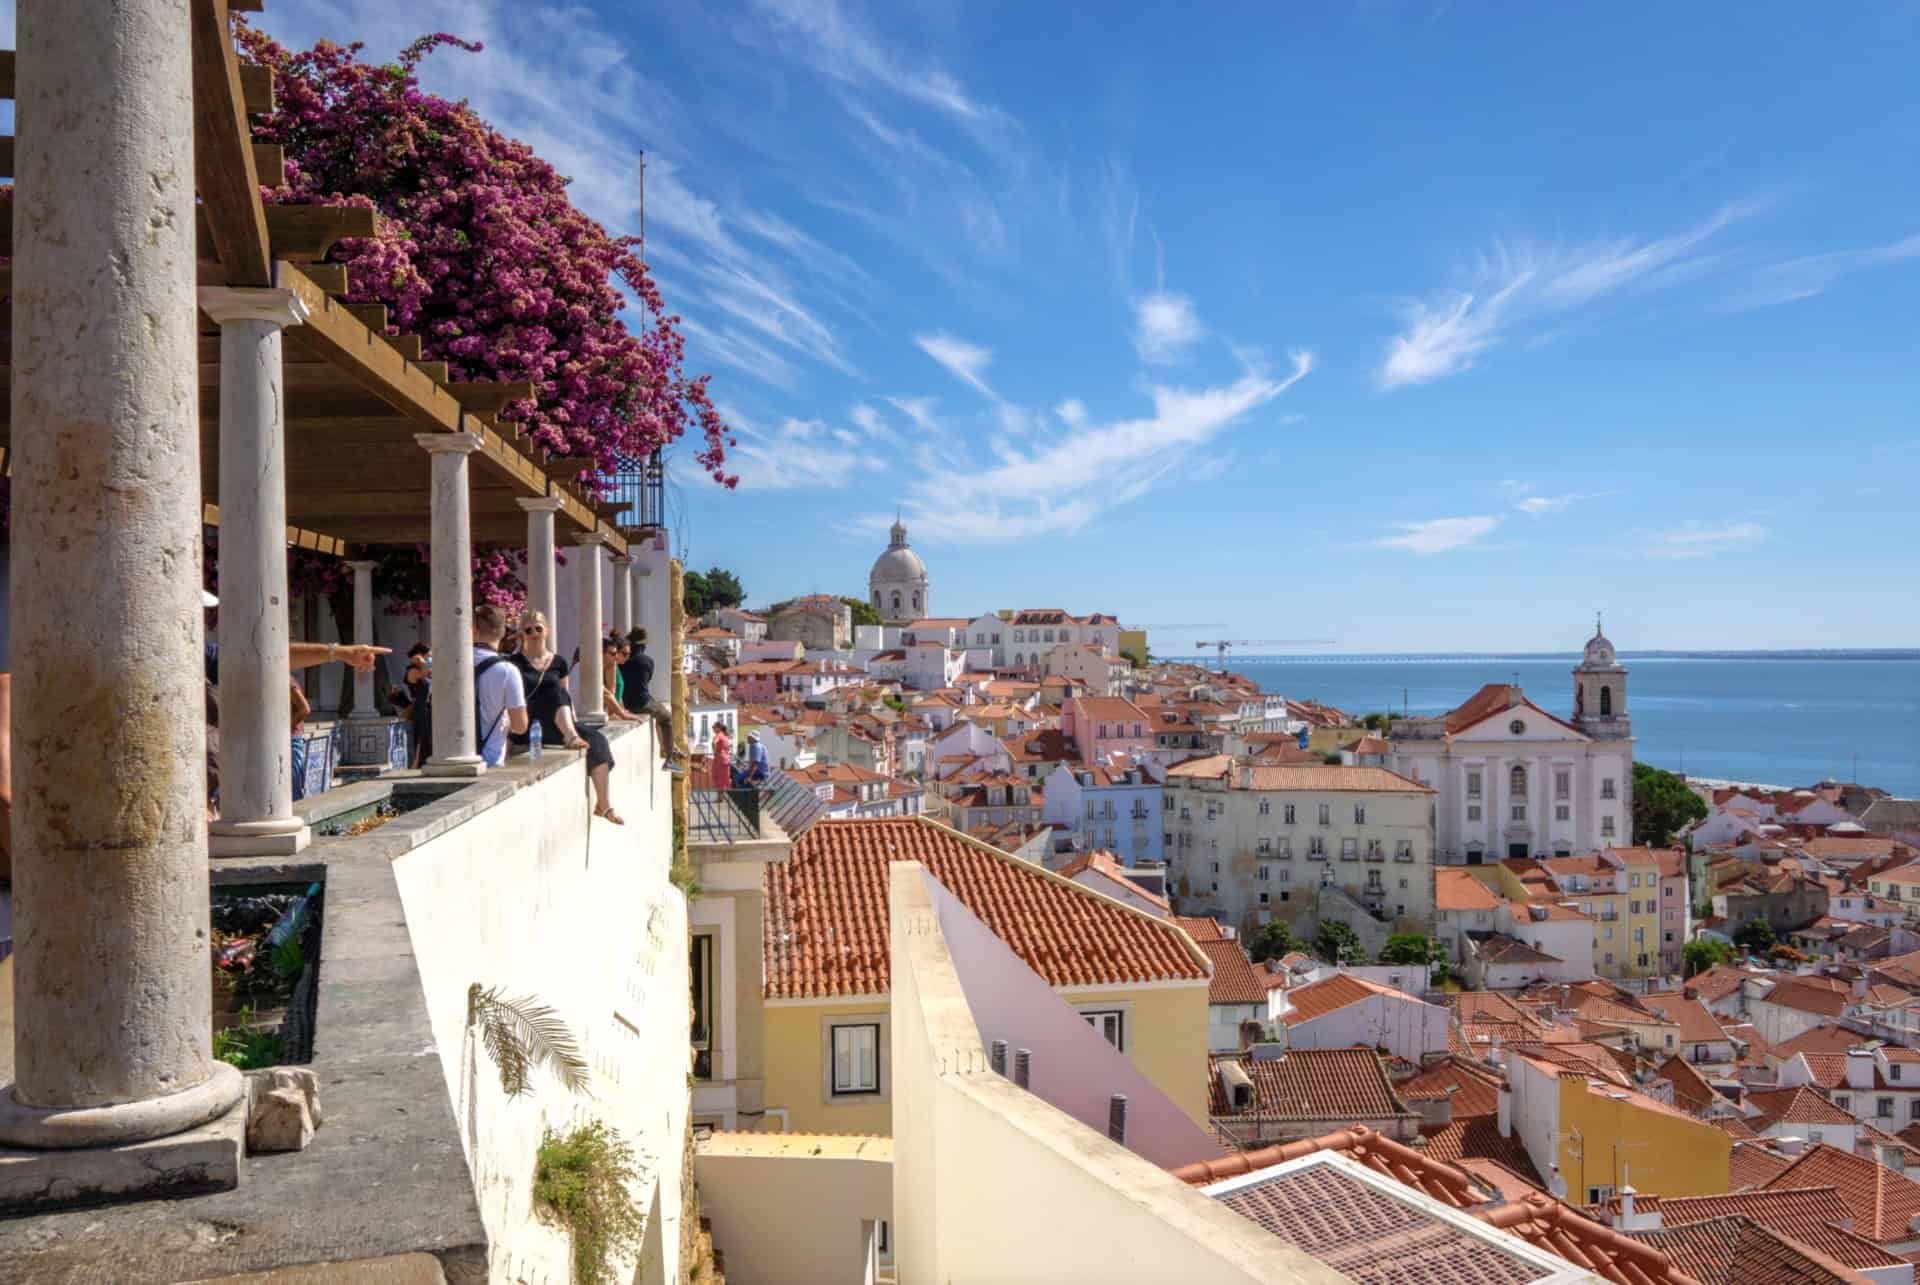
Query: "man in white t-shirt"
472 604 528 767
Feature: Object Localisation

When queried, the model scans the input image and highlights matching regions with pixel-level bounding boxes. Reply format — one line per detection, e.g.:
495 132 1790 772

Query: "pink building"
1063 695 1154 763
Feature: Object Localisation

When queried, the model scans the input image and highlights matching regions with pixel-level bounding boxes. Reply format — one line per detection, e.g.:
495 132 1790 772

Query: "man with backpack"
473 604 529 767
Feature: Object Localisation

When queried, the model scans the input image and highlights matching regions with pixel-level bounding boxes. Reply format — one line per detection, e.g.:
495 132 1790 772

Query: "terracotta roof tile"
1280 973 1417 1025
1761 979 1851 1019
1172 915 1230 943
1746 1086 1857 1129
1398 1058 1503 1117
1775 1024 1875 1059
1206 1049 1414 1123
1198 940 1268 1006
762 817 1206 999
1631 1214 1873 1285
1730 1142 1795 1191
1652 1187 1907 1273
1763 1142 1920 1243
1438 869 1508 912
1641 993 1733 1046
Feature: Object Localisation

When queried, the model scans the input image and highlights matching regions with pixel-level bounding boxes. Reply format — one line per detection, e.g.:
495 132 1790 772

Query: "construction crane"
1133 622 1228 631
1193 639 1337 669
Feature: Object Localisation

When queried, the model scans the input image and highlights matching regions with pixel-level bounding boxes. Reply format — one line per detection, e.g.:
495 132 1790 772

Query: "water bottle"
529 721 543 762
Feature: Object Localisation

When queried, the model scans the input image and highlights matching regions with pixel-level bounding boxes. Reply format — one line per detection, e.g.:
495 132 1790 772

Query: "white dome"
870 544 926 584
1579 622 1624 672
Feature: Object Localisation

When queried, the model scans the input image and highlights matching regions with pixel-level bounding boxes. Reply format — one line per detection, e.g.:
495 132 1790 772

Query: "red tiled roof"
1280 973 1414 1025
1640 993 1733 1045
1438 868 1507 912
762 817 1206 999
1761 979 1851 1019
1172 915 1230 943
1763 1143 1920 1243
1441 684 1588 740
1653 1187 1907 1273
1747 1086 1856 1129
1631 1215 1873 1285
1730 1142 1795 1191
1205 1049 1414 1124
1055 849 1170 909
1656 1055 1730 1115
1398 1058 1503 1117
1774 1024 1875 1059
1198 940 1268 1006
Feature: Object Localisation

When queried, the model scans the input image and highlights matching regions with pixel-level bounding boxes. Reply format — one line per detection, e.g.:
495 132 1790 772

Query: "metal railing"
687 766 827 845
606 448 666 531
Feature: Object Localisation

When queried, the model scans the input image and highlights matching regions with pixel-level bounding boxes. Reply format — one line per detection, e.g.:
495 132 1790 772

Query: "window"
1604 926 1613 940
1467 771 1483 799
1365 871 1384 892
1665 932 1674 943
1211 861 1220 874
1310 836 1327 858
1082 1009 1125 1050
1366 839 1383 860
1258 892 1270 907
1601 816 1616 837
1467 805 1482 821
1510 765 1527 796
1836 1095 1851 1111
690 933 715 1081
1279 868 1291 884
1555 770 1571 801
1897 1065 1906 1082
1809 1129 1824 1144
1630 873 1642 888
1604 952 1614 965
832 1024 881 1095
1258 865 1270 882
1259 799 1271 815
1555 805 1571 821
1601 778 1617 801
1284 804 1296 825
1587 1185 1614 1204
1279 840 1293 860
1354 804 1367 824
1600 686 1613 716
1341 837 1358 860
1318 803 1331 826
1909 1098 1920 1121
1257 838 1272 855
1395 840 1413 861
1511 805 1526 822
1879 1097 1894 1119
1399 878 1409 890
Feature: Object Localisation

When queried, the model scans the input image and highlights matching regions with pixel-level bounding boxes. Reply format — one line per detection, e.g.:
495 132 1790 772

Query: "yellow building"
1511 1053 1730 1202
740 816 1214 1136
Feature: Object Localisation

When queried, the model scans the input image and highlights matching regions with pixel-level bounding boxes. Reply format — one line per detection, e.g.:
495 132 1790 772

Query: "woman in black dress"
395 642 433 768
508 611 623 824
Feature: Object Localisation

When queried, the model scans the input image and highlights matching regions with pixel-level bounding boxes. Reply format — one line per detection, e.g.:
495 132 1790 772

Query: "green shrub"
532 1120 649 1285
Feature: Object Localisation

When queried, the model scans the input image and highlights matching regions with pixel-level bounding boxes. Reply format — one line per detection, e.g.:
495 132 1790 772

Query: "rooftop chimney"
1013 1048 1032 1090
1497 1078 1513 1138
1880 1143 1907 1175
990 1039 1008 1076
1614 1186 1663 1232
1108 1094 1129 1145
1775 1135 1805 1156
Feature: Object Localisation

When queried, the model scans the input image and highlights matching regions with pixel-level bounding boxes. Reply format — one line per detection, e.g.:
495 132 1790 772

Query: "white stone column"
346 559 380 719
633 533 674 710
418 433 486 776
611 554 634 636
0 0 245 1148
575 534 608 725
517 496 562 629
200 287 312 858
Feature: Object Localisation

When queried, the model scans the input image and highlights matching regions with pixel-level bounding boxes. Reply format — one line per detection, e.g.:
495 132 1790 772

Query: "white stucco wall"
392 734 689 1285
1283 993 1449 1064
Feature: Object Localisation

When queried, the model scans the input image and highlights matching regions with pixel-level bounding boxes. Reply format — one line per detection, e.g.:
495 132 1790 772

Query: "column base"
0 1061 244 1150
209 816 313 858
0 1093 245 1216
423 755 487 779
578 713 609 728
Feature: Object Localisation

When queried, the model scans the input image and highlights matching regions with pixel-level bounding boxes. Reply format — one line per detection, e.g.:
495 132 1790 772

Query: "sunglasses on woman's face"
525 625 546 634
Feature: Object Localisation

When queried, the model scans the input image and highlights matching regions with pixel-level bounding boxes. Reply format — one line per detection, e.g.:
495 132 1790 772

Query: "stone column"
345 560 380 719
575 534 608 725
517 496 562 629
0 0 245 1151
200 287 312 858
418 434 486 776
611 554 634 636
633 533 674 709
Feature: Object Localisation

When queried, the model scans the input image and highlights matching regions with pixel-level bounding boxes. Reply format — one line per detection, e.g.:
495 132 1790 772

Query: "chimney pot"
1108 1093 1129 1145
990 1039 1008 1076
1013 1047 1032 1090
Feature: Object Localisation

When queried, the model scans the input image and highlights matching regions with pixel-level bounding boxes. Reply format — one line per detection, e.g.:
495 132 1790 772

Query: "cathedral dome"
868 517 930 621
870 544 926 583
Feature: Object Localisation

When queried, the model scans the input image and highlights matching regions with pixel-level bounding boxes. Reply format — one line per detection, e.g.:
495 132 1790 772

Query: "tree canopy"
1246 920 1306 964
1683 938 1732 977
1313 920 1365 966
1378 933 1449 983
1733 918 1777 954
1632 762 1707 847
683 568 745 618
841 597 884 628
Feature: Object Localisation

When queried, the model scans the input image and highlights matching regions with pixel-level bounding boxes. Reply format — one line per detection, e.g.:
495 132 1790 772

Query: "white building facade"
1388 625 1634 865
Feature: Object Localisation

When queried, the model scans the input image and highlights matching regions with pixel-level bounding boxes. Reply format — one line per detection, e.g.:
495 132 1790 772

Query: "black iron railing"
687 767 826 845
607 448 666 531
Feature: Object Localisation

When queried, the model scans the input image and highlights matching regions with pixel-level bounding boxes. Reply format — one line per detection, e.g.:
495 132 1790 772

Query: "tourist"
472 604 529 768
395 643 433 768
619 628 685 776
710 721 733 791
602 635 642 723
734 729 771 789
510 611 624 824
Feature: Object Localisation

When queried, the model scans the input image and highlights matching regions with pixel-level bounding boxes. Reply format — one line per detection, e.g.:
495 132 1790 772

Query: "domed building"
869 517 929 624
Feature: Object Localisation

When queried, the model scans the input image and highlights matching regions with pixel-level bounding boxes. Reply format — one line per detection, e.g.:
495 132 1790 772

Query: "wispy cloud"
746 0 1005 126
1377 200 1766 389
1372 516 1502 554
730 416 884 491
849 404 895 441
1499 479 1612 517
1054 398 1088 428
1733 232 1920 310
914 332 998 400
881 351 1314 543
1640 520 1768 559
1133 292 1204 364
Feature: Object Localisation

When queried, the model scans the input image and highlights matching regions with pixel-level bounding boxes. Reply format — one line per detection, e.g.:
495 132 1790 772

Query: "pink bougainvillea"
238 23 737 490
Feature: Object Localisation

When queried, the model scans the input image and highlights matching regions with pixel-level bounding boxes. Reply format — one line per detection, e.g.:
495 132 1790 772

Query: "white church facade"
1387 625 1634 864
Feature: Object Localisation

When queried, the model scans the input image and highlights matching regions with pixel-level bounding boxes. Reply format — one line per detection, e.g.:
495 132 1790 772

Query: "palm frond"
467 983 592 1098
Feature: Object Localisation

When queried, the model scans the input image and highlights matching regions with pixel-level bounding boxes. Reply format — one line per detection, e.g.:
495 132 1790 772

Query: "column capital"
198 285 310 329
572 529 614 548
345 559 379 573
415 431 484 455
516 496 566 513
611 554 634 568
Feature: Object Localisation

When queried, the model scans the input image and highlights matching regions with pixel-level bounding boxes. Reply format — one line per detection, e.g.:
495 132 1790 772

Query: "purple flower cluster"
238 23 738 490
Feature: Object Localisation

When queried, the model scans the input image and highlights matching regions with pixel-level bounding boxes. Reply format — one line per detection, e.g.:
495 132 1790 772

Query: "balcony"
690 767 824 846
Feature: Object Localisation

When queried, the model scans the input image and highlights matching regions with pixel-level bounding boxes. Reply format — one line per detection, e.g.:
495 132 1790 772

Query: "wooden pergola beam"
238 64 274 115
190 0 272 285
447 381 536 414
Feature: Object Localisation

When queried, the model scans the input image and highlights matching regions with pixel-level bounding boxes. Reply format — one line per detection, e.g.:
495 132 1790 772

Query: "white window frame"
1077 1004 1130 1053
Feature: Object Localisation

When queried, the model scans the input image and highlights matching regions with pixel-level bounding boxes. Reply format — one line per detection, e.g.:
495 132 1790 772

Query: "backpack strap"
474 653 509 751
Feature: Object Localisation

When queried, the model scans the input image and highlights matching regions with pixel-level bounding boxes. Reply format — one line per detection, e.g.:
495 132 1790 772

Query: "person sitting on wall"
732 730 771 789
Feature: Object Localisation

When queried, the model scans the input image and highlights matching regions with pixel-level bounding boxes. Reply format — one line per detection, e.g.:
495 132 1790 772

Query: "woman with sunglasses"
508 611 624 824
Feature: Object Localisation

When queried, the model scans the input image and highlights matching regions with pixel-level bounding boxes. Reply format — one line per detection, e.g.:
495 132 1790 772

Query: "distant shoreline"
1174 650 1920 663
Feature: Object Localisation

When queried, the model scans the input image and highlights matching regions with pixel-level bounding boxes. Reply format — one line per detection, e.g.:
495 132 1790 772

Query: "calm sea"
1215 654 1920 797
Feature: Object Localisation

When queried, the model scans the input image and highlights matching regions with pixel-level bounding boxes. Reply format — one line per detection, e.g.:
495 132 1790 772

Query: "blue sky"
263 2 1919 652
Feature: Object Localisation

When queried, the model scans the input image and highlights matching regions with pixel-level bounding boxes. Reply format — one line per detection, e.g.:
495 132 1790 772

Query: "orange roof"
1631 1214 1875 1285
762 817 1206 999
1279 973 1414 1025
1204 1049 1414 1123
1763 1143 1920 1243
1441 683 1587 740
1437 869 1507 912
1774 1024 1874 1059
1731 1142 1796 1191
1641 993 1733 1045
1397 1058 1503 1117
1172 915 1231 943
1197 940 1268 1006
1761 979 1851 1019
1650 1188 1908 1273
1747 1086 1857 1129
1055 849 1170 911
